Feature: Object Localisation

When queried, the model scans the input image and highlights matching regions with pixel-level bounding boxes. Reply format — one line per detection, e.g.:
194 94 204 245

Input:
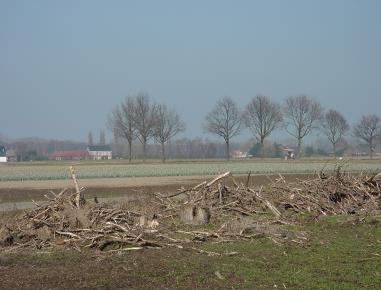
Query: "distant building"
87 145 112 160
0 145 7 162
232 150 250 159
49 150 89 161
283 147 295 159
5 149 17 162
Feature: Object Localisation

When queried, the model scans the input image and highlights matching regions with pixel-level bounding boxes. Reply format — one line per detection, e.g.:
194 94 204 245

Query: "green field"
0 158 381 181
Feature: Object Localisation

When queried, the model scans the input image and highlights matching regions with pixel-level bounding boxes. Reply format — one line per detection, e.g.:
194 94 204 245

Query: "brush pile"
155 167 381 221
0 188 164 251
270 168 381 216
154 171 282 223
1 166 380 252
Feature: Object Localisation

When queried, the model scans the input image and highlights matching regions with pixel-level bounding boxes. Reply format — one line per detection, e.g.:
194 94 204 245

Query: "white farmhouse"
87 145 112 160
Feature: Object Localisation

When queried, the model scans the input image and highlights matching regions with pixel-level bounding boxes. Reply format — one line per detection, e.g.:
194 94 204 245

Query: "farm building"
5 149 17 162
0 145 7 162
87 145 112 160
283 147 295 159
49 150 89 161
232 150 250 159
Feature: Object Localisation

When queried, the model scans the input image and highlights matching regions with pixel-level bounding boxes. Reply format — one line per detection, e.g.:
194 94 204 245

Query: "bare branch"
153 104 186 162
244 96 283 146
321 109 349 156
353 114 381 158
283 95 323 156
132 94 157 161
108 96 136 162
204 97 242 160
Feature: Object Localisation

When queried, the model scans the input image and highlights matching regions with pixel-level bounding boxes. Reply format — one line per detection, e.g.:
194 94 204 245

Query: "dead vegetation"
1 165 380 253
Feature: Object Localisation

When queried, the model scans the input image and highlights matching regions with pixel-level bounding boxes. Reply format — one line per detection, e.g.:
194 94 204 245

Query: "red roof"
50 150 89 158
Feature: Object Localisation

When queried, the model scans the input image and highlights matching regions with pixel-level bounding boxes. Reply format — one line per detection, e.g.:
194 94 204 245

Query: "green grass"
197 216 381 288
1 158 381 181
1 215 380 289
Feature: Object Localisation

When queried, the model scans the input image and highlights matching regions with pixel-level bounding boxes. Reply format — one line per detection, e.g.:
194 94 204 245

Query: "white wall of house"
88 151 112 160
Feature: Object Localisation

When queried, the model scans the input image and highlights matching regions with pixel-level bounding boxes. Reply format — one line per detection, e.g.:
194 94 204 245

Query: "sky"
1 0 380 142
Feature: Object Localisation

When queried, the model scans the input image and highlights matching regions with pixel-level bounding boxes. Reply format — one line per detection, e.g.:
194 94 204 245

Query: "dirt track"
0 173 312 206
0 176 205 205
0 176 206 189
0 173 315 190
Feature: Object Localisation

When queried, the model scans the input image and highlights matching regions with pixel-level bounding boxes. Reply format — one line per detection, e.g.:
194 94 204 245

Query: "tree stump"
0 226 14 246
179 205 210 225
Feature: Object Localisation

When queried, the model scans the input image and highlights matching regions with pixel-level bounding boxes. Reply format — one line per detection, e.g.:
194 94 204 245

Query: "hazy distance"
1 0 380 142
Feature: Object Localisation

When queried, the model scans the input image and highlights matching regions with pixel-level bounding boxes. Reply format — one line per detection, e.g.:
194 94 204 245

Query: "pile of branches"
271 169 381 216
155 171 282 223
156 168 381 221
1 167 380 253
0 167 172 252
0 183 284 253
0 188 168 252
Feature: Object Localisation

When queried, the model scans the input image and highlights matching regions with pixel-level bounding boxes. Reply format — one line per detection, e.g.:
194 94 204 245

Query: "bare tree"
108 96 136 162
244 96 283 154
283 95 323 156
133 94 157 161
153 104 186 162
204 97 241 160
353 114 381 159
321 109 349 156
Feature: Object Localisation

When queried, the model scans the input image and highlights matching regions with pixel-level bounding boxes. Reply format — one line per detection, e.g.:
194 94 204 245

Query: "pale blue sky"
1 0 380 141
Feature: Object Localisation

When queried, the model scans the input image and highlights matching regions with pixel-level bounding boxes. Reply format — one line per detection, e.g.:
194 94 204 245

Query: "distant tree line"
0 138 88 161
1 94 380 162
111 137 242 160
204 95 381 159
108 94 380 161
108 94 185 162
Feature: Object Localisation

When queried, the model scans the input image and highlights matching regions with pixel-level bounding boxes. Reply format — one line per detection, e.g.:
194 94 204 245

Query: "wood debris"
1 167 380 253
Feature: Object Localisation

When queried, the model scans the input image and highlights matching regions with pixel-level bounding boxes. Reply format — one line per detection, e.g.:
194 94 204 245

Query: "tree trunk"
161 142 166 163
226 140 230 160
260 138 265 159
128 140 132 163
297 138 302 158
142 139 146 162
332 143 336 158
369 142 373 159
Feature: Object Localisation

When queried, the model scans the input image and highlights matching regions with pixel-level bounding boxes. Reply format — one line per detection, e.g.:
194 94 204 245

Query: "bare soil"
0 174 312 205
0 248 235 289
0 175 207 189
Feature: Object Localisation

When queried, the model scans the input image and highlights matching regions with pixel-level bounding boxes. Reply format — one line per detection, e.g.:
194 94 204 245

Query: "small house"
6 149 17 162
232 150 250 159
87 145 112 160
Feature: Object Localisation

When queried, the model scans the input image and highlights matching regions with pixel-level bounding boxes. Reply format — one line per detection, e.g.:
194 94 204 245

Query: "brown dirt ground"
0 174 312 204
0 175 208 189
0 247 240 290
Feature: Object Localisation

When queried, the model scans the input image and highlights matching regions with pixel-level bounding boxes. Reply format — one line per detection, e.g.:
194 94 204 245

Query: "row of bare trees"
109 94 185 162
108 94 380 161
204 95 381 159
